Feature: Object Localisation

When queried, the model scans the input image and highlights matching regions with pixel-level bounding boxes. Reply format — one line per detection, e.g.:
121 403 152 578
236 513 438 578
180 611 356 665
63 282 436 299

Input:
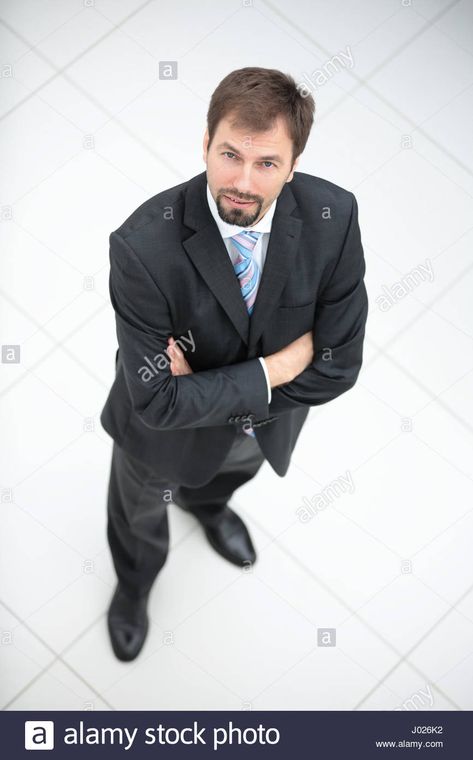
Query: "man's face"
203 113 299 227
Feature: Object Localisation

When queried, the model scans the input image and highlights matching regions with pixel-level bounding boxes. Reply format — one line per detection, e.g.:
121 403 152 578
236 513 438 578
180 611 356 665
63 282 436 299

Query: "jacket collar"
182 171 303 353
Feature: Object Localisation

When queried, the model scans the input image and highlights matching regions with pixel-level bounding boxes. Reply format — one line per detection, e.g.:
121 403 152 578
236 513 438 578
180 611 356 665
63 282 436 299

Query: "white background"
1 0 472 710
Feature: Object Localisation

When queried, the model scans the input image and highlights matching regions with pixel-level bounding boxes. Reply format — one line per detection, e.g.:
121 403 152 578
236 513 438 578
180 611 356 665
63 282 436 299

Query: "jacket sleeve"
108 231 270 430
267 193 368 415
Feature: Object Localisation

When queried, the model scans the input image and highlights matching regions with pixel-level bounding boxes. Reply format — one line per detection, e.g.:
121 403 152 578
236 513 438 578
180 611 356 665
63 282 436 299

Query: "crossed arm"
109 193 367 431
168 193 368 416
266 194 368 414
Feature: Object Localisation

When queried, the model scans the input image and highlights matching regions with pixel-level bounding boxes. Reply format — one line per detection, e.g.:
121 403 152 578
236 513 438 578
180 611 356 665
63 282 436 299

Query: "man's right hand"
264 330 314 389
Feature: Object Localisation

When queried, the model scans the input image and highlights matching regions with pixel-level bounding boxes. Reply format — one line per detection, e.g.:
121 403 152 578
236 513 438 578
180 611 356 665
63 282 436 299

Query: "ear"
286 156 300 183
203 129 209 163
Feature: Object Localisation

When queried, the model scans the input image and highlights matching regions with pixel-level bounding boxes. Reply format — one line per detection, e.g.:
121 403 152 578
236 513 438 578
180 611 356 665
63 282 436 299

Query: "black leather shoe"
204 506 257 567
107 584 149 662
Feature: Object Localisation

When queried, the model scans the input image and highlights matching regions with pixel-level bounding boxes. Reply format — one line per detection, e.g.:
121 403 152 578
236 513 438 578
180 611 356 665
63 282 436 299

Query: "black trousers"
106 429 265 598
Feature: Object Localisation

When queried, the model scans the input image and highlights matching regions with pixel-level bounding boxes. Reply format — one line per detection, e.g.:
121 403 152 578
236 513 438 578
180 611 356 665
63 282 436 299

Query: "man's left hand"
167 336 193 375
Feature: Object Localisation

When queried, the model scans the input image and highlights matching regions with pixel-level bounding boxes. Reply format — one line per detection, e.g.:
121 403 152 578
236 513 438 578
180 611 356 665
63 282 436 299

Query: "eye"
222 152 275 168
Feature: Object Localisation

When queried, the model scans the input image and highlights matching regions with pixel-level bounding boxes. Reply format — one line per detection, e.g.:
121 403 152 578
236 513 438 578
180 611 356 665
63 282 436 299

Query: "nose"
231 164 255 198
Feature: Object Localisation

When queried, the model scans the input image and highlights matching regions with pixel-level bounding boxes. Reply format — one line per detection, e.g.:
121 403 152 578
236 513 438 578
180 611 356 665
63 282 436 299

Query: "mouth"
223 195 256 207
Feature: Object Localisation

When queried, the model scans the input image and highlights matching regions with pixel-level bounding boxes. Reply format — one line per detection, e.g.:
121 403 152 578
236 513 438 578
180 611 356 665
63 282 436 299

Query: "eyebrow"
216 141 283 163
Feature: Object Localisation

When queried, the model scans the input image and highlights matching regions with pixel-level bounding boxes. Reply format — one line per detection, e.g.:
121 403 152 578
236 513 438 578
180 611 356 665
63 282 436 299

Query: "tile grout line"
244 508 464 709
261 0 473 180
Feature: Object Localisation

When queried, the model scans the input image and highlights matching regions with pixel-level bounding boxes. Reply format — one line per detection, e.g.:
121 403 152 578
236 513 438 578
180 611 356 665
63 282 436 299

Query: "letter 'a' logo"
25 721 54 750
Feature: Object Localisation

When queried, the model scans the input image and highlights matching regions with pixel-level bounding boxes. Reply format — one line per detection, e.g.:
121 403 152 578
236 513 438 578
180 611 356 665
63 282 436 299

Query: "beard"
216 191 264 227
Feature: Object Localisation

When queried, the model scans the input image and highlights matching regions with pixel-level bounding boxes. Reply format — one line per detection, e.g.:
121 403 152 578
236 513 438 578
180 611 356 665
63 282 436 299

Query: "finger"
172 344 184 359
170 354 185 371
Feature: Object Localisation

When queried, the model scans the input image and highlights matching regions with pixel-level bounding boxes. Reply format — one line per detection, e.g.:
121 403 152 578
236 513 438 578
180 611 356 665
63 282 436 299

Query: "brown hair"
207 67 315 167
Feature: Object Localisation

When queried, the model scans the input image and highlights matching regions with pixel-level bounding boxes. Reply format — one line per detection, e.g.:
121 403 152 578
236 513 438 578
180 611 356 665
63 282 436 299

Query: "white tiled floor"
1 0 472 711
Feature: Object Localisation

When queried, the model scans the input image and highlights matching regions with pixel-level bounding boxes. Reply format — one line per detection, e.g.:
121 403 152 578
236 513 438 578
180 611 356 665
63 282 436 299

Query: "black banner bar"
1 710 469 758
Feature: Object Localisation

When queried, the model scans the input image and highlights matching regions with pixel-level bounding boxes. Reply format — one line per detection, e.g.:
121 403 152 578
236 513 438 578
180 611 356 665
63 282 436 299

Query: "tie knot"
230 230 261 254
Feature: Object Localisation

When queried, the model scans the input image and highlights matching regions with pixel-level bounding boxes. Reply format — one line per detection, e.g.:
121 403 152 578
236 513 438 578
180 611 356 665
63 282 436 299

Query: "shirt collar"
206 182 277 239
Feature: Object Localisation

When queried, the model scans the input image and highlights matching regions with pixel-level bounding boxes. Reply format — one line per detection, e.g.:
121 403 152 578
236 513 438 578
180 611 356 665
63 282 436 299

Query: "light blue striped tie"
229 230 262 315
229 230 262 437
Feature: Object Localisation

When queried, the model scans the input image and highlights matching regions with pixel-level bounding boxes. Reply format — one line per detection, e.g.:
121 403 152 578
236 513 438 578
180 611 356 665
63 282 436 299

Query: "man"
100 67 368 661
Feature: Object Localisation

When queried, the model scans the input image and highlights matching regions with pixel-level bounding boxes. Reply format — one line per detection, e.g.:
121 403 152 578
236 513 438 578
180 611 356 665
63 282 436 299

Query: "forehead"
213 113 292 155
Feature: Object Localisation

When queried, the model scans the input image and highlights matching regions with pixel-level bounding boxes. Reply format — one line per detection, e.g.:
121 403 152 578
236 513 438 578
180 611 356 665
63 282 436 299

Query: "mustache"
220 190 262 203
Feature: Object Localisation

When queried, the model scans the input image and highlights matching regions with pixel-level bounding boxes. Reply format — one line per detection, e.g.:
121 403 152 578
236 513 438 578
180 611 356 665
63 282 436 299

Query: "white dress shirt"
206 183 276 403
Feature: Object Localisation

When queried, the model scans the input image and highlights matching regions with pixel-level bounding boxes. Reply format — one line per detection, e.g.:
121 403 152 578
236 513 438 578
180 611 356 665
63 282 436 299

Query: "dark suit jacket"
100 170 368 487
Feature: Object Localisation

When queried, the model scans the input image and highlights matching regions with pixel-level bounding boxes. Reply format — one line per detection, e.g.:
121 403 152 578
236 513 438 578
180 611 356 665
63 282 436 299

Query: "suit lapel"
182 172 303 351
183 222 251 345
247 211 303 352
